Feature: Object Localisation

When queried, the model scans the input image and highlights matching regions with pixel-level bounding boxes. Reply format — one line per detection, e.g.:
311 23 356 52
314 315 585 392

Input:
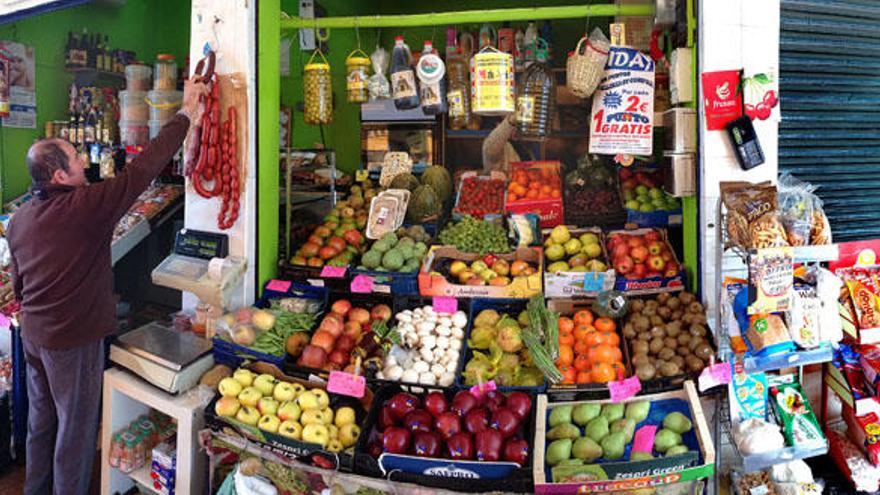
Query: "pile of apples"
444 255 537 287
544 225 608 273
606 230 680 280
298 299 392 371
364 389 533 465
290 186 375 268
214 368 360 452
619 168 680 213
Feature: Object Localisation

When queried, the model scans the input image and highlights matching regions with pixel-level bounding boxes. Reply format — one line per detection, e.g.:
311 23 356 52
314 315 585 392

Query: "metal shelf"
728 344 834 374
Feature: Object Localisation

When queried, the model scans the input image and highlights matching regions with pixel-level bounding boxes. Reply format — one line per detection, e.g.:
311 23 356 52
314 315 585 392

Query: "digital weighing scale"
110 322 215 394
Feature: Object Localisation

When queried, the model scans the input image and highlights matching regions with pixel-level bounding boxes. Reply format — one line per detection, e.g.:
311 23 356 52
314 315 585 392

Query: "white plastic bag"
368 45 390 100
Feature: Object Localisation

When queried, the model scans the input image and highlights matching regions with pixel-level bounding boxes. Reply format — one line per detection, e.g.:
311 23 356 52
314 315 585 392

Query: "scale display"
173 229 229 260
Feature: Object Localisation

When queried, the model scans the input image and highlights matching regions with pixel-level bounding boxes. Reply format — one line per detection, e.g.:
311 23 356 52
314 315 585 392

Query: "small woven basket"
567 35 610 98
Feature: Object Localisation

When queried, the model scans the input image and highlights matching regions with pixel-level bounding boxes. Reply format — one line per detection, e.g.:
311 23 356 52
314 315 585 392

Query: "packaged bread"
721 181 789 249
747 313 793 355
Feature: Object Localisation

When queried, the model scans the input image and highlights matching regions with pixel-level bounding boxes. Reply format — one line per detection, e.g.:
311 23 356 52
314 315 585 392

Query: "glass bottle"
391 36 419 110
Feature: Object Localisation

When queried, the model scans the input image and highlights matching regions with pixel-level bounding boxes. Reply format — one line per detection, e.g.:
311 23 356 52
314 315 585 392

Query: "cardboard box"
453 171 507 220
505 161 565 228
533 381 715 494
606 228 686 294
843 404 880 466
542 227 616 299
418 246 543 298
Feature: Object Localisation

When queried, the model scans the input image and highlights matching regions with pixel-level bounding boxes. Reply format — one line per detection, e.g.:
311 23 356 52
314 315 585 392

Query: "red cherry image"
763 90 778 108
755 102 771 120
744 103 757 120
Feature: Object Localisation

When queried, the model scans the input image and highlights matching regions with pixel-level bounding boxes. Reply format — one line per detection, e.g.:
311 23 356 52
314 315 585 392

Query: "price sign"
327 371 366 398
265 279 291 293
350 275 374 293
320 265 347 278
469 380 497 399
698 361 732 392
433 297 458 314
608 375 642 402
631 425 658 453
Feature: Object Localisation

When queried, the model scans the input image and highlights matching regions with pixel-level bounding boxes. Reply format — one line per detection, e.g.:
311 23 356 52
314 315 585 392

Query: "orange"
594 317 616 333
559 365 577 385
558 332 575 346
550 189 561 198
610 361 626 380
558 316 574 334
573 310 594 328
574 354 592 372
558 325 573 337
526 189 539 199
574 324 593 342
574 340 591 356
529 181 541 190
591 362 616 383
603 331 620 347
507 193 518 203
585 331 608 347
513 183 527 196
588 345 617 364
557 344 574 367
541 185 553 195
576 371 592 384
610 346 623 363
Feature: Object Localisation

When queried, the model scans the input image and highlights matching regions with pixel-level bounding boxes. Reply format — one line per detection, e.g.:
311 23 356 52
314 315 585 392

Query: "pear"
572 404 601 426
653 428 683 453
662 412 693 434
547 423 581 440
600 403 625 423
584 416 609 442
549 405 574 428
625 401 651 423
557 458 585 467
546 438 573 466
600 432 627 460
630 451 654 461
666 445 690 457
572 436 603 462
610 418 636 443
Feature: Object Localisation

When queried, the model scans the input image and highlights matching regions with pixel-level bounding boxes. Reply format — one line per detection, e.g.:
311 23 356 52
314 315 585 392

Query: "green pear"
610 418 636 443
665 445 690 457
572 404 602 426
624 401 650 423
547 423 581 440
549 405 574 428
600 432 627 460
557 458 585 467
662 412 693 434
630 451 654 461
600 403 625 423
584 416 610 442
546 438 573 466
572 436 603 462
653 428 683 453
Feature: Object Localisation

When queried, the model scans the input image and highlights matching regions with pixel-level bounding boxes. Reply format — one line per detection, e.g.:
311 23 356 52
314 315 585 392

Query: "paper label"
583 272 606 292
356 170 369 182
469 380 497 399
320 265 347 278
447 89 465 117
698 361 732 392
701 70 743 130
326 371 366 398
516 95 535 123
391 70 417 99
351 274 374 293
433 297 458 314
266 279 291 293
608 376 642 402
420 81 442 107
631 425 657 453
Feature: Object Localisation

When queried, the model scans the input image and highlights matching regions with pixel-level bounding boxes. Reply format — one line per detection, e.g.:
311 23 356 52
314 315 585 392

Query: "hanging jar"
470 45 515 116
517 38 555 137
303 50 332 125
345 49 370 103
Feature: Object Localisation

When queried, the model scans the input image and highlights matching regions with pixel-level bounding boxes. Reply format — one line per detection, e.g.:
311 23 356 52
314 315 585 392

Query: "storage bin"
119 90 148 122
124 64 152 91
147 90 182 122
154 54 178 91
119 120 149 146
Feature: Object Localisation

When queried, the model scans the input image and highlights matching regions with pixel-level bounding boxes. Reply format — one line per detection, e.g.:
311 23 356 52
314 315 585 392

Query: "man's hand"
181 78 209 123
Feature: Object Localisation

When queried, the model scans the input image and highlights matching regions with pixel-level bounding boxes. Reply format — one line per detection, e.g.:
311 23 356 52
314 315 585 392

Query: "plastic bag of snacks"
721 181 790 249
777 173 815 246
810 195 832 245
732 470 779 495
367 45 390 100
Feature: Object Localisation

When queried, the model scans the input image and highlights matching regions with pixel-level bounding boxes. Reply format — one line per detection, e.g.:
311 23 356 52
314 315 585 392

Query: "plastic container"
147 89 182 122
416 40 446 115
303 50 333 125
516 40 555 138
446 52 472 129
154 54 178 90
118 90 148 122
345 49 370 103
391 36 419 110
124 64 152 91
149 120 164 139
119 120 149 146
471 46 515 115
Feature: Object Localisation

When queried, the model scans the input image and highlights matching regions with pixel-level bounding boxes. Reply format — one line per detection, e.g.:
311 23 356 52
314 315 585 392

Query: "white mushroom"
385 365 404 381
384 355 398 368
420 347 434 362
404 333 419 348
401 368 420 383
396 313 412 323
445 358 459 373
452 311 468 328
439 372 456 387
419 372 437 385
438 316 452 327
435 325 452 337
400 323 416 336
430 363 446 377
433 347 446 360
403 357 414 369
449 339 462 351
375 370 385 380
436 336 450 350
413 361 430 374
417 321 435 334
451 327 464 340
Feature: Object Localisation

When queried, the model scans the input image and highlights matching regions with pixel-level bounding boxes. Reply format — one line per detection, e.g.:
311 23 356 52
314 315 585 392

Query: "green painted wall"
0 0 191 201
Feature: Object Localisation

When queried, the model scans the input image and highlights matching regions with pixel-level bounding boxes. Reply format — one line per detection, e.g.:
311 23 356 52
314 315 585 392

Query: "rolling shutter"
780 0 880 240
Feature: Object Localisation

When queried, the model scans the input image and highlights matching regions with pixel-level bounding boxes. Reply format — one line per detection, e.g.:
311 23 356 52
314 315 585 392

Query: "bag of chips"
721 181 789 249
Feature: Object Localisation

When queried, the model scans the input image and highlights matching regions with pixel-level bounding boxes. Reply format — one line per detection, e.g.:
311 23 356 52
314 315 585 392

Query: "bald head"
27 138 84 187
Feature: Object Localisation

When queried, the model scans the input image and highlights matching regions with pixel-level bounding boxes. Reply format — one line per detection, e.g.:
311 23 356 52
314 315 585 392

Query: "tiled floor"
0 457 103 494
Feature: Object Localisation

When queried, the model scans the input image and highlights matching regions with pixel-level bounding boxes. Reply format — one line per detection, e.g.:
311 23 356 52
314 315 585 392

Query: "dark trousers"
22 338 104 495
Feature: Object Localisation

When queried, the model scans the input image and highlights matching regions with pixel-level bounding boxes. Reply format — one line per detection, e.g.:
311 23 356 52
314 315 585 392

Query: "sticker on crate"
379 454 521 479
419 246 543 299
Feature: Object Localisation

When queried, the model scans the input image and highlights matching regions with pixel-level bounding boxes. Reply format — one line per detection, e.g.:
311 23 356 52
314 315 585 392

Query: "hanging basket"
567 31 610 99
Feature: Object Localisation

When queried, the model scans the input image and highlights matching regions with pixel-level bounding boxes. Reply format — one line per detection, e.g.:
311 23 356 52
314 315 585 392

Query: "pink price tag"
326 371 366 398
698 361 732 392
608 376 642 402
265 279 291 293
0 314 10 329
350 275 374 293
469 380 497 399
631 425 658 454
321 265 347 278
433 297 458 314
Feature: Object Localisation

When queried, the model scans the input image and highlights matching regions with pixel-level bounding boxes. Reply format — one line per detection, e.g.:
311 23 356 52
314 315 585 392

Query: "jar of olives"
345 49 370 103
304 50 332 125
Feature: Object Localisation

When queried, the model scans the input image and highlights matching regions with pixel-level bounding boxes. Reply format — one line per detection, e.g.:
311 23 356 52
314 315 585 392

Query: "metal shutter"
780 0 880 241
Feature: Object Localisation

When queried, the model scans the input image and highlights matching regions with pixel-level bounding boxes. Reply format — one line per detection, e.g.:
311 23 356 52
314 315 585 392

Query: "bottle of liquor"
65 32 74 68
85 108 96 143
68 112 78 145
76 112 85 145
94 36 103 71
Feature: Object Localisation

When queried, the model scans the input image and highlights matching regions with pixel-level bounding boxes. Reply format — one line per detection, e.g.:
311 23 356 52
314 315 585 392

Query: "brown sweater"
7 113 189 349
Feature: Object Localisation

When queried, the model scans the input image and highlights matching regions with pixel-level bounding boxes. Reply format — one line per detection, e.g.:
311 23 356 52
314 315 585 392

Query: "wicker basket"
567 32 610 98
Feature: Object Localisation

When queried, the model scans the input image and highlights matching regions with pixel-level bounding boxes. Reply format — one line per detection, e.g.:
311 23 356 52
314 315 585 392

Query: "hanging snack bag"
777 173 815 247
769 377 824 448
367 45 390 100
721 181 790 249
843 267 880 332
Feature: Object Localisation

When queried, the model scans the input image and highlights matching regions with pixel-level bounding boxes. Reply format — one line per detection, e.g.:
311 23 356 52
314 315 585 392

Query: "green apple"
278 401 302 422
470 260 489 274
258 397 280 416
639 204 654 213
583 243 602 259
334 407 356 427
564 239 582 256
568 253 589 268
302 424 329 447
625 200 640 210
480 269 498 282
258 414 281 433
550 225 571 244
278 420 303 440
214 396 241 418
297 391 320 411
570 266 588 272
579 233 600 246
321 407 334 425
300 409 326 426
548 261 571 273
253 374 277 397
273 382 298 403
546 244 566 261
648 188 663 200
235 406 261 426
635 185 649 196
339 423 361 447
218 377 243 398
326 439 344 453
232 369 256 387
237 387 262 407
313 389 330 409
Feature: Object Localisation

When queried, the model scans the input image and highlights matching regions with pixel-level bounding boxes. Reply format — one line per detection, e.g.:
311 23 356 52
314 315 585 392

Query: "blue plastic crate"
455 298 547 393
625 208 683 227
347 268 420 295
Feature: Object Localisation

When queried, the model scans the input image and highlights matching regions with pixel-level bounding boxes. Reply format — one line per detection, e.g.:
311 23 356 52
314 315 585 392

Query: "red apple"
412 431 442 458
342 321 362 340
661 251 673 262
378 406 397 431
318 246 339 260
613 256 634 275
632 263 648 279
644 230 662 242
611 244 630 259
331 299 351 317
491 408 521 438
483 391 505 413
370 304 393 322
622 178 638 190
619 168 633 180
382 427 411 454
343 229 364 247
665 261 679 273
631 246 649 263
665 267 680 277
505 392 533 420
319 316 344 337
648 255 666 271
475 429 504 462
403 409 434 433
446 432 475 460
298 345 327 369
387 392 420 421
503 438 530 465
451 390 480 416
464 408 490 434
301 242 321 257
435 411 462 439
334 335 356 354
328 348 349 367
627 237 645 249
647 241 664 256
348 308 371 326
424 391 449 418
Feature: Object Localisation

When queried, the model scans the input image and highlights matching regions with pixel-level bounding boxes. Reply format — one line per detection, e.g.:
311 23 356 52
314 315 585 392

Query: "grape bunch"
438 216 510 254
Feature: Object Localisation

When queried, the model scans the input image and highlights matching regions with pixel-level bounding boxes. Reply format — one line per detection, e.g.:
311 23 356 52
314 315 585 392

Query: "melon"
389 173 420 192
421 165 453 203
407 185 441 223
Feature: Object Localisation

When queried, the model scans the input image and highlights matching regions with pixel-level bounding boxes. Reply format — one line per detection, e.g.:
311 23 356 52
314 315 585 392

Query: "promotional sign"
701 69 742 131
742 68 779 123
0 41 36 129
589 46 655 156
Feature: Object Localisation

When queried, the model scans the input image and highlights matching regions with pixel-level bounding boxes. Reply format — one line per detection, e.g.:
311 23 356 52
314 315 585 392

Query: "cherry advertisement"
701 69 742 130
589 46 655 156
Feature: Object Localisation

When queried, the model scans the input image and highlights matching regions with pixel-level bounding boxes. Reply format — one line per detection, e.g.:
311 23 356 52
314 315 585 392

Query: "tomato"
576 371 592 384
573 354 591 372
559 365 577 384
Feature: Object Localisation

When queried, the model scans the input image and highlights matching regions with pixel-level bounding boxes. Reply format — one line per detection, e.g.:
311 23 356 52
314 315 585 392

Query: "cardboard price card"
589 46 655 156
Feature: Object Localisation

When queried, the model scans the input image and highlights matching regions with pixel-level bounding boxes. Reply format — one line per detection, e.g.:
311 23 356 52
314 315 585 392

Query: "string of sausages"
184 74 240 230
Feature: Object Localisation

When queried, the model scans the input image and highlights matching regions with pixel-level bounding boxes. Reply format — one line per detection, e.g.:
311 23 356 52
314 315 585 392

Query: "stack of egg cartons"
120 64 152 146
147 54 182 139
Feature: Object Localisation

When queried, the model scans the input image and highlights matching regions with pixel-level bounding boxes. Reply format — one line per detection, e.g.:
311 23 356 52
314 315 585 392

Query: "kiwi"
688 302 704 314
636 363 657 381
633 315 651 332
666 297 681 310
657 293 670 304
646 300 660 310
689 324 707 337
643 306 657 317
659 362 681 377
695 343 714 360
664 337 678 349
650 326 667 339
650 315 665 327
657 307 672 319
677 333 692 346
658 348 676 361
670 355 685 369
630 300 645 312
623 323 637 339
686 355 704 372
671 310 684 321
688 337 706 352
649 338 665 354
632 353 651 367
638 332 652 342
677 346 692 357
632 341 649 356
666 321 682 337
